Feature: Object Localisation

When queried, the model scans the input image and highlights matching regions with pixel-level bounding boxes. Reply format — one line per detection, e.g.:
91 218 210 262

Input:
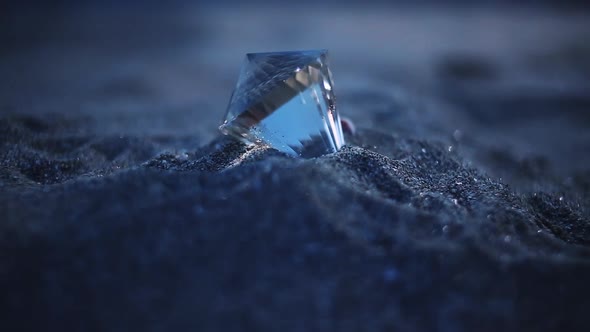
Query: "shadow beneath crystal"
144 135 294 172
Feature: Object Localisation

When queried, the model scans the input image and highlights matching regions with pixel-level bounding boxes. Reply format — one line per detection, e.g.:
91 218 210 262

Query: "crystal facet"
219 50 345 158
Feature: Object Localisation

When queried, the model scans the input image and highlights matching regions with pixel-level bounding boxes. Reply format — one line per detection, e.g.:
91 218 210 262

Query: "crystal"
219 50 345 158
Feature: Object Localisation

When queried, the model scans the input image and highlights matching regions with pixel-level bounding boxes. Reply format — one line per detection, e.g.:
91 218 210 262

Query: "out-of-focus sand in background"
2 3 590 175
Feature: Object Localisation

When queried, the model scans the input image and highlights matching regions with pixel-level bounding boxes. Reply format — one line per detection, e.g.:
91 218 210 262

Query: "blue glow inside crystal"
219 50 345 158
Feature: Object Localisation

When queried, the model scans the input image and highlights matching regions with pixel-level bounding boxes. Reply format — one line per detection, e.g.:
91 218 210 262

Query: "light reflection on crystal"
219 50 345 158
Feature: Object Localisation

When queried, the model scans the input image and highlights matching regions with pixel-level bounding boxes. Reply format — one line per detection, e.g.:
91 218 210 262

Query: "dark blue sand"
1 4 590 332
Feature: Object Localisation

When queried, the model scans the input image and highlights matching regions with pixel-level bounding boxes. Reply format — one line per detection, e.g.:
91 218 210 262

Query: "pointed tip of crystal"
246 49 328 60
220 49 344 158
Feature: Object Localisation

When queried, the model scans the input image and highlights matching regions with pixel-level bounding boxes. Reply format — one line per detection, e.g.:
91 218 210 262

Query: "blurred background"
2 1 590 184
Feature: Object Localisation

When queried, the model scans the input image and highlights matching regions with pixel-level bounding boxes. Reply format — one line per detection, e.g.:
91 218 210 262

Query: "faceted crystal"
219 50 345 158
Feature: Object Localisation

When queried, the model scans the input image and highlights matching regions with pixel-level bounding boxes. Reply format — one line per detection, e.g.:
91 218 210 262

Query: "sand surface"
1 4 590 331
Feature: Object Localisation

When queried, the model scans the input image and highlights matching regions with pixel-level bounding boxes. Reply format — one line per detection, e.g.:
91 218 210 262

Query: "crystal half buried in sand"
219 50 345 158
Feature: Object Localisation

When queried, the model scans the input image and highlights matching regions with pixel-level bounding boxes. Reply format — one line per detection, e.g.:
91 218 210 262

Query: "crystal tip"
219 49 344 158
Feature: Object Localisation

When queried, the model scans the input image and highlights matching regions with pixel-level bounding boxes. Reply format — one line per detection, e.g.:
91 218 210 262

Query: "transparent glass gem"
219 50 345 158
